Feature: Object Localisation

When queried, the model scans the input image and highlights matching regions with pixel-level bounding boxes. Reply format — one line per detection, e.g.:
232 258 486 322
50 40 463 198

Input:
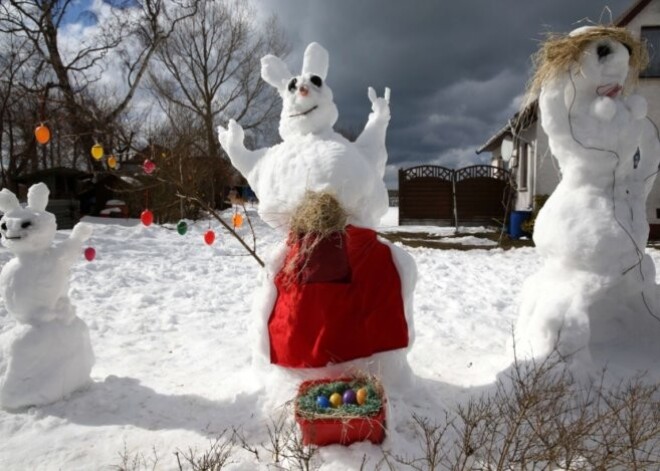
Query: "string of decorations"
34 121 248 249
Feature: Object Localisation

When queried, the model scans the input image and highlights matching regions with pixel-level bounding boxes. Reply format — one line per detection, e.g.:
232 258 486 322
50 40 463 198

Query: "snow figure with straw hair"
218 42 416 389
514 26 660 368
0 183 94 409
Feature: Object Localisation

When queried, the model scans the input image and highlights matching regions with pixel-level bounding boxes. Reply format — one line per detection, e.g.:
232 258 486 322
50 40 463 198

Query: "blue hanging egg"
316 395 330 408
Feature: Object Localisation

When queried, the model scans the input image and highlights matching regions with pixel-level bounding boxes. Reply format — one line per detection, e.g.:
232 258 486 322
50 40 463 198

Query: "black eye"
287 78 297 92
0 223 6 231
310 75 322 88
597 43 612 60
21 221 31 229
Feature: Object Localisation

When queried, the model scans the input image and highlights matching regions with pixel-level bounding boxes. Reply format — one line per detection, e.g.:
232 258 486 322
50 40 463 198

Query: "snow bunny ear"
27 182 49 212
0 188 20 213
261 55 292 92
302 42 329 80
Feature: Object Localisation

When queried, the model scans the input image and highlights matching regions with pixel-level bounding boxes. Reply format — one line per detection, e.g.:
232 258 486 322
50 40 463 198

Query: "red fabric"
268 225 409 368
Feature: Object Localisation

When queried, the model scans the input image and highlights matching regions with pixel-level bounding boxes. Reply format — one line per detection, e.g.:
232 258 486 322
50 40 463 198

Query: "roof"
476 124 512 155
616 0 653 26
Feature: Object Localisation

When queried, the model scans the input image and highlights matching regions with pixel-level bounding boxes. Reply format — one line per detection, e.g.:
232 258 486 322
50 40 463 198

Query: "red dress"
268 225 409 368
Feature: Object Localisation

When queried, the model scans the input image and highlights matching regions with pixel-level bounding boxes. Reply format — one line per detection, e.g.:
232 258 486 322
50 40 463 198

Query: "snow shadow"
35 375 262 436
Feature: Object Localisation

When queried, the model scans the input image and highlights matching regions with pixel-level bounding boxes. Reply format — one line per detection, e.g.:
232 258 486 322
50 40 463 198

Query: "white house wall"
514 124 537 211
627 0 660 225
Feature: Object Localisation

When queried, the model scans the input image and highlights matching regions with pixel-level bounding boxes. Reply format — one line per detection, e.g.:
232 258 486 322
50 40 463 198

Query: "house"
477 0 660 236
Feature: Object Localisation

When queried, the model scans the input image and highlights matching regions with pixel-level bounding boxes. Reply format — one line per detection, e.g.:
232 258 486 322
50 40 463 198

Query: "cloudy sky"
252 0 634 186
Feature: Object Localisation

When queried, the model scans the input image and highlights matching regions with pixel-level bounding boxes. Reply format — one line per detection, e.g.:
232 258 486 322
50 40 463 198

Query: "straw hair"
525 26 649 107
283 191 348 282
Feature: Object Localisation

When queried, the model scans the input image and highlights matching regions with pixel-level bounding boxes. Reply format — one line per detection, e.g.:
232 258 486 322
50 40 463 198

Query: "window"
518 143 528 190
641 26 660 78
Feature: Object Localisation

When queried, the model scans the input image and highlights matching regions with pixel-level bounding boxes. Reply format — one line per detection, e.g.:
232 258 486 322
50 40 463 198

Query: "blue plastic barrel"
509 210 532 239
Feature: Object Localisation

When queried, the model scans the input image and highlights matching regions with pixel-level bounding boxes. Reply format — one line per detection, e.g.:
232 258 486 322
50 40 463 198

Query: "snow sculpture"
0 183 94 409
514 26 660 366
218 43 416 385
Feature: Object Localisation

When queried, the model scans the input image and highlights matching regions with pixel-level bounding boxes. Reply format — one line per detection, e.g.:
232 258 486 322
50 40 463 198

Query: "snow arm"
355 87 391 178
53 222 92 265
218 120 266 177
640 117 660 197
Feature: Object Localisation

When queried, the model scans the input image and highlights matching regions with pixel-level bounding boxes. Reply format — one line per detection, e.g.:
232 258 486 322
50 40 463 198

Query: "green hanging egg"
176 220 188 235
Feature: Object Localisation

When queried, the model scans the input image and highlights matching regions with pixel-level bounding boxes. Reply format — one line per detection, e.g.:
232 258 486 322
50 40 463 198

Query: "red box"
294 378 387 446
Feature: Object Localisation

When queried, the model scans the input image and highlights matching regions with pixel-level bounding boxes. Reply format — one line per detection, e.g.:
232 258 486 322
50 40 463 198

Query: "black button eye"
21 221 31 229
1 223 6 231
287 78 297 92
310 75 322 88
597 43 612 59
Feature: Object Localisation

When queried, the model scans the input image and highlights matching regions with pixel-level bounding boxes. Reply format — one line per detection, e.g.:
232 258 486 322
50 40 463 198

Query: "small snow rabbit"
0 183 92 324
0 183 94 409
218 43 416 385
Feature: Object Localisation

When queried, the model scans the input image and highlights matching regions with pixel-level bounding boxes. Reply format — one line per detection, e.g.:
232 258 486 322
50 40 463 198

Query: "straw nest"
296 374 385 420
283 191 348 281
524 26 649 107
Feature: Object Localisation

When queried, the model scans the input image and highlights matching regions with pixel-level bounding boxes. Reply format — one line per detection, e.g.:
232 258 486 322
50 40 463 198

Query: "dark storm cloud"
255 0 632 186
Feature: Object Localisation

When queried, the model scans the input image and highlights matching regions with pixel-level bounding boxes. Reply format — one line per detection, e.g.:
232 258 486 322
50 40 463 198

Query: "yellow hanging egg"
91 143 104 160
35 124 51 145
107 155 117 169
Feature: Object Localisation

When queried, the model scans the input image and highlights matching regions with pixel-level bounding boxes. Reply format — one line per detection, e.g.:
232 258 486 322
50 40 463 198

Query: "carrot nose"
299 86 309 97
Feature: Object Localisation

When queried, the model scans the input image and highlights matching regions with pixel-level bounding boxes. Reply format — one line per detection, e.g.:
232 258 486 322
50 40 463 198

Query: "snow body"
515 30 660 365
0 183 94 409
218 43 416 391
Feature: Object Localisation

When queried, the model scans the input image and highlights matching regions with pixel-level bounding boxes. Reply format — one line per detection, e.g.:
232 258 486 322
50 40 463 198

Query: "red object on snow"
204 230 215 245
84 247 96 261
295 378 386 446
268 225 408 368
140 209 154 226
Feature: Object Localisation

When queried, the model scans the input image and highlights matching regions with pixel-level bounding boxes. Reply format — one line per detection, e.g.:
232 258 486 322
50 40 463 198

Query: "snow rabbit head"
0 183 56 254
261 42 339 140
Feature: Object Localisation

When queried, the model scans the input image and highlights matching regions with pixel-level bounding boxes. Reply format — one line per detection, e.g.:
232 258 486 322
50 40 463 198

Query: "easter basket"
294 376 387 446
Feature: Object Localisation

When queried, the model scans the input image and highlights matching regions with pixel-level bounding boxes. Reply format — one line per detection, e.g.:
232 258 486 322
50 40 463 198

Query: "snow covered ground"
0 207 658 470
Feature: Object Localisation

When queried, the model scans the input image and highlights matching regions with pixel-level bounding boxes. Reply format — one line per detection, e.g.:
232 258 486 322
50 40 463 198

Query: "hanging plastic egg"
342 389 357 405
329 392 343 408
356 387 368 406
316 396 330 408
141 209 154 226
176 220 188 235
143 159 156 174
84 247 96 261
232 213 243 228
107 155 117 169
204 230 215 245
91 143 104 160
35 124 51 145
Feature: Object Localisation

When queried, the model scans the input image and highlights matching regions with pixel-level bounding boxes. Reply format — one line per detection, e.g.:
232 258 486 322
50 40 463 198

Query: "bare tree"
0 0 200 171
148 0 287 164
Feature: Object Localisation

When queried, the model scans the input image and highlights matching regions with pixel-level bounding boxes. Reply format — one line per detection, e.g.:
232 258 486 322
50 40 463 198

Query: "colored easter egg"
329 392 343 408
356 387 368 405
107 155 117 169
176 220 188 235
342 389 357 405
143 159 156 174
316 396 330 408
84 247 96 261
91 143 104 160
232 213 243 228
35 124 50 145
204 230 215 245
140 209 154 226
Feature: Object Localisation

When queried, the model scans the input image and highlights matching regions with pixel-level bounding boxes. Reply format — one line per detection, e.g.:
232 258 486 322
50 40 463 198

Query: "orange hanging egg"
232 213 243 228
107 155 117 169
35 124 51 145
91 143 104 160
